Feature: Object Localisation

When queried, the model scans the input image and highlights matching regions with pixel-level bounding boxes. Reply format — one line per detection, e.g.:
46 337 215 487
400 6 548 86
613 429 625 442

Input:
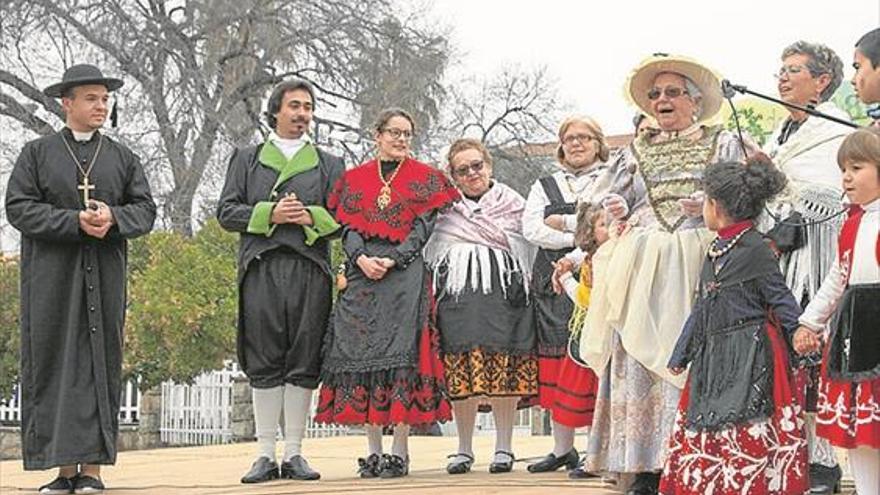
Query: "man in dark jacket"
217 79 343 483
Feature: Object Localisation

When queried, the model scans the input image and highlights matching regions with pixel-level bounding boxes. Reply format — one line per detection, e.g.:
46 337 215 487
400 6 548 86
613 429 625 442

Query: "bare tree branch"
0 0 452 234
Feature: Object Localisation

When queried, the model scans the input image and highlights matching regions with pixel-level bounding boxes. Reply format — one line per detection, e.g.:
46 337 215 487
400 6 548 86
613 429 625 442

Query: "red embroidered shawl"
329 158 460 242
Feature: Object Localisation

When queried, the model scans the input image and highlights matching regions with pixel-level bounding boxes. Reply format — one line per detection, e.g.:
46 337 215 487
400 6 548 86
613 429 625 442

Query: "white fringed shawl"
763 102 850 303
423 182 536 298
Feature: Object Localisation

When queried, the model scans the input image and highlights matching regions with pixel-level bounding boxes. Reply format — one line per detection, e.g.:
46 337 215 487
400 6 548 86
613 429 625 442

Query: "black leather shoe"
446 453 474 474
72 475 105 494
489 450 515 474
357 453 382 478
38 476 75 494
626 471 660 495
281 455 321 480
568 458 599 479
240 457 279 483
527 448 579 473
809 463 842 494
378 454 409 478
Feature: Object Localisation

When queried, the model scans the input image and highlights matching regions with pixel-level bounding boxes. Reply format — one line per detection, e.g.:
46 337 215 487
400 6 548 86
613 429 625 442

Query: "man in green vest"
217 79 343 483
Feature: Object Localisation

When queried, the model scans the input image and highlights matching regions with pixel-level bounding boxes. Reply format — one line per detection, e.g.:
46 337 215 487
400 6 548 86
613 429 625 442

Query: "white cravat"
269 131 311 160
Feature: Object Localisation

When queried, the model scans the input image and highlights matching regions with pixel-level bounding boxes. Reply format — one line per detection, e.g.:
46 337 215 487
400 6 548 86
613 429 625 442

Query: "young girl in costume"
793 127 880 495
553 202 608 479
660 158 808 495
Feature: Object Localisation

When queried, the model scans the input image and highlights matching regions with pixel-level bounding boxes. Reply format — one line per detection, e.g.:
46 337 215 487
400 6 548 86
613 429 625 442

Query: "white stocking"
252 386 283 461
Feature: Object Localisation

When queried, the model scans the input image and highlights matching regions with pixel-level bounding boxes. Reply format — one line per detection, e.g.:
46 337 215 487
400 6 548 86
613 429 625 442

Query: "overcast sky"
423 0 879 135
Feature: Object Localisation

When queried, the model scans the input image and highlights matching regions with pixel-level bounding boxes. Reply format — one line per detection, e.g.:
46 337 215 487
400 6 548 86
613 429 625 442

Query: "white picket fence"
159 363 239 445
159 362 350 446
0 381 141 425
2 367 531 446
119 380 141 423
0 385 21 423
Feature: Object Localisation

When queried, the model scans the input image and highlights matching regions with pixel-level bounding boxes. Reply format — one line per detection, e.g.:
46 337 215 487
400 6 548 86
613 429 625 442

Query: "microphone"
721 79 745 99
722 78 859 129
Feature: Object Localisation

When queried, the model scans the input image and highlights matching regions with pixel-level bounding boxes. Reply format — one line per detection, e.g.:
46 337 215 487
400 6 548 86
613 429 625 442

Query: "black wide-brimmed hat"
43 64 124 97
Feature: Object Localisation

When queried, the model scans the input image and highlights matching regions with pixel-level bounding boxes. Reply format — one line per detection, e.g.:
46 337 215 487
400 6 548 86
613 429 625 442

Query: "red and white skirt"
659 323 808 495
314 326 452 426
815 366 880 449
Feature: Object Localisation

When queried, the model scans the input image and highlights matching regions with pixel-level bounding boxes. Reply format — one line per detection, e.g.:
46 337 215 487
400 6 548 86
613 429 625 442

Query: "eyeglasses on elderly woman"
647 86 689 101
451 160 485 177
774 64 812 79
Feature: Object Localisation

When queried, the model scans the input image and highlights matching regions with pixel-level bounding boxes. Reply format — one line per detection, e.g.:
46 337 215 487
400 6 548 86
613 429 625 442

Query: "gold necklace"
376 158 405 210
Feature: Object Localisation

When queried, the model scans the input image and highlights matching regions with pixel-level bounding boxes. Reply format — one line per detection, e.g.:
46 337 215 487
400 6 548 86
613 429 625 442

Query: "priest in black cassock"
4 64 156 494
217 79 344 484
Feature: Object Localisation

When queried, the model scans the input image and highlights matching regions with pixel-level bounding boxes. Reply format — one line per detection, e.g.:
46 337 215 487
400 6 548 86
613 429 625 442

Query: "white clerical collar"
70 129 96 142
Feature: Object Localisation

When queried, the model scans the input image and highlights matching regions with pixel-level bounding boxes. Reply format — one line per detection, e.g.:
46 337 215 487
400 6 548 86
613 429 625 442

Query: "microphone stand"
720 80 852 229
721 80 859 129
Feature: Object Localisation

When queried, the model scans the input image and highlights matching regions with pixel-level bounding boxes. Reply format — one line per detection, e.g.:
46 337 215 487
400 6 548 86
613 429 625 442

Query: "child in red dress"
660 158 808 495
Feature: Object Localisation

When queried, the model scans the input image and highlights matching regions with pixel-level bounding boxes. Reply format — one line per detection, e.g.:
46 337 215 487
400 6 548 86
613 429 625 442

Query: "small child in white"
792 127 880 495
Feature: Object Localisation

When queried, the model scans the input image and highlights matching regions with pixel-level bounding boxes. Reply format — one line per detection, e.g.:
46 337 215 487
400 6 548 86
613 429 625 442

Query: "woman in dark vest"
521 115 610 473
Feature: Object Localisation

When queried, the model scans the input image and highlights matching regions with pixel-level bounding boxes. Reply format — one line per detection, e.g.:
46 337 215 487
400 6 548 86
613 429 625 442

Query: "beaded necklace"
708 227 751 261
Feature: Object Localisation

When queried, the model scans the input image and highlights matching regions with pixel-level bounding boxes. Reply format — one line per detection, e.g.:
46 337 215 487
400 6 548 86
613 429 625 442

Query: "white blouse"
799 198 880 331
522 163 607 250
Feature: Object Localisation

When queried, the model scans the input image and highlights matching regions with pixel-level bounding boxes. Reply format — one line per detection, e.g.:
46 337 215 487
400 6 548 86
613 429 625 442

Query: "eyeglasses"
647 86 689 100
774 64 809 79
381 128 413 140
562 134 595 146
451 160 484 177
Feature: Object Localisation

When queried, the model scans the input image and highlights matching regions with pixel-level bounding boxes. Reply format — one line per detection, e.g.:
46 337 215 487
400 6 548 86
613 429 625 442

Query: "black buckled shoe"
72 475 105 494
357 453 382 478
240 456 280 484
378 454 409 478
38 476 75 495
281 455 321 480
526 447 579 473
568 457 599 479
626 471 660 495
809 463 842 494
446 452 474 474
489 450 515 474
